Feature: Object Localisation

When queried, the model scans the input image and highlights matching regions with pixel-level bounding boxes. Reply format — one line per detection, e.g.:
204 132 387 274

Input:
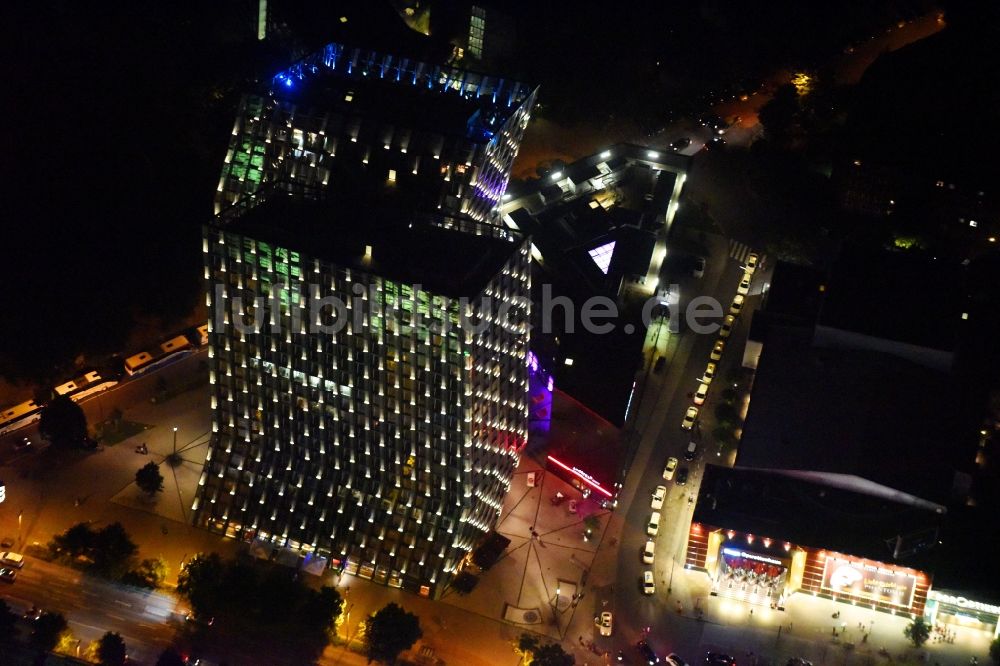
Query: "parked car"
676 467 689 485
685 440 698 461
692 256 706 278
745 252 759 274
703 362 717 384
13 438 32 452
647 512 661 537
694 382 709 405
737 272 752 296
729 294 745 317
651 485 667 510
0 552 25 568
710 339 725 361
643 540 656 564
643 570 656 595
720 314 736 338
681 406 699 430
0 567 16 583
663 457 678 480
670 137 692 151
596 611 613 636
705 653 737 666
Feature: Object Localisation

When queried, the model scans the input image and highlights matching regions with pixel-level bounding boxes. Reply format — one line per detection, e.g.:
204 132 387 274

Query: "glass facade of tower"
195 41 535 596
193 214 530 596
215 41 536 226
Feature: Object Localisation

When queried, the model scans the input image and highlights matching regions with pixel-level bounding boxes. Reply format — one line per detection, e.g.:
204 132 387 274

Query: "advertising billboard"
821 555 917 609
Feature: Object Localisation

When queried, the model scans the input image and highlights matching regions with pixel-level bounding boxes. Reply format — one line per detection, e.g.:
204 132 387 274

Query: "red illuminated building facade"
688 466 941 617
687 523 931 616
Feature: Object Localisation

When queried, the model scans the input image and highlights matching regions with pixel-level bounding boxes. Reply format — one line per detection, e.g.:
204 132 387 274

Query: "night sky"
0 0 983 387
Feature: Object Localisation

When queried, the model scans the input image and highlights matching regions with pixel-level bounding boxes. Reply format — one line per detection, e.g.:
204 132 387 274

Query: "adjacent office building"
193 41 536 596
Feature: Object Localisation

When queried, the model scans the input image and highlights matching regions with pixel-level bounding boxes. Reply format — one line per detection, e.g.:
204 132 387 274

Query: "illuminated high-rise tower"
192 42 535 597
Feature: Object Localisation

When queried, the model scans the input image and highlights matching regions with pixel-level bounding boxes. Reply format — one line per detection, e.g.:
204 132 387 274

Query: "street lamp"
172 427 178 455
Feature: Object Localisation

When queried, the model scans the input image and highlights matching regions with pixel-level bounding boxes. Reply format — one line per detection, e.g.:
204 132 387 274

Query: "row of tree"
176 552 342 634
49 521 167 587
176 553 428 663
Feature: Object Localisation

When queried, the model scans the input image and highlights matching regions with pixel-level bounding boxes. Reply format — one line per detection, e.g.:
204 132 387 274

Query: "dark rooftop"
533 389 625 493
215 188 519 297
269 42 533 142
761 261 826 324
817 246 964 352
736 325 966 505
272 68 507 143
694 465 944 570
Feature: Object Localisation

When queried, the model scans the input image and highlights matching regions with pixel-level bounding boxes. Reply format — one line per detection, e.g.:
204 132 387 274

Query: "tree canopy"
0 599 18 642
365 602 422 664
176 552 343 635
31 611 68 652
515 633 574 666
49 521 139 581
177 552 226 617
97 631 128 666
532 642 575 666
39 394 88 447
904 616 930 647
136 461 165 495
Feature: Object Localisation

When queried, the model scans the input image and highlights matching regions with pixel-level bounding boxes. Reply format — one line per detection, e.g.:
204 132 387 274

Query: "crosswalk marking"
729 240 766 270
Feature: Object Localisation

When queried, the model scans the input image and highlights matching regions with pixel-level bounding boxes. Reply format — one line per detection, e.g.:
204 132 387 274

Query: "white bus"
0 400 42 436
124 335 195 376
54 371 118 403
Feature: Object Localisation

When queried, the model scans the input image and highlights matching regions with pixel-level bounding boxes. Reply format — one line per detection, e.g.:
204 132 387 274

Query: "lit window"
588 241 616 274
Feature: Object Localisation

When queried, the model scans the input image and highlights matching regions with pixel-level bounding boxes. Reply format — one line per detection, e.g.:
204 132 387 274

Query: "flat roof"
818 246 964 352
536 389 625 493
761 261 826 323
694 465 943 570
215 189 520 298
736 325 965 505
270 42 533 143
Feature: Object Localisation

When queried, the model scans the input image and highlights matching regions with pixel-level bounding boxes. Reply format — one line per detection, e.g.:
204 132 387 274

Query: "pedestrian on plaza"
749 608 754 617
789 622 793 632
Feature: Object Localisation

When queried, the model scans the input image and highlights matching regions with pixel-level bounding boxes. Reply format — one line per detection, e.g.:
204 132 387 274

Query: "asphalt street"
604 229 769 663
1 556 181 663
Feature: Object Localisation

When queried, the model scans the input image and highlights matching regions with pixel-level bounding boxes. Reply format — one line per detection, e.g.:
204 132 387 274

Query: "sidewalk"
0 380 237 587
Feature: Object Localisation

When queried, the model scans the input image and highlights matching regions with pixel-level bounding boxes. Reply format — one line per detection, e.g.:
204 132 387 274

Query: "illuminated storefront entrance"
925 591 1000 639
687 523 931 616
715 546 789 608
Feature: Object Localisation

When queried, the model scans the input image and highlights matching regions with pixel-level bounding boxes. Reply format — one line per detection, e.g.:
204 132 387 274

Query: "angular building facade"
193 42 535 597
215 41 535 225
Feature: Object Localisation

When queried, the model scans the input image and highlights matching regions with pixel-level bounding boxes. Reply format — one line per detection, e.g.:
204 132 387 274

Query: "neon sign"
546 455 614 498
821 555 917 609
722 548 783 566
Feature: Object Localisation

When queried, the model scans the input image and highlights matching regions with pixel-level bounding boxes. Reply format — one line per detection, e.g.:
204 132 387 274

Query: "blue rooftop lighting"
284 77 294 88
